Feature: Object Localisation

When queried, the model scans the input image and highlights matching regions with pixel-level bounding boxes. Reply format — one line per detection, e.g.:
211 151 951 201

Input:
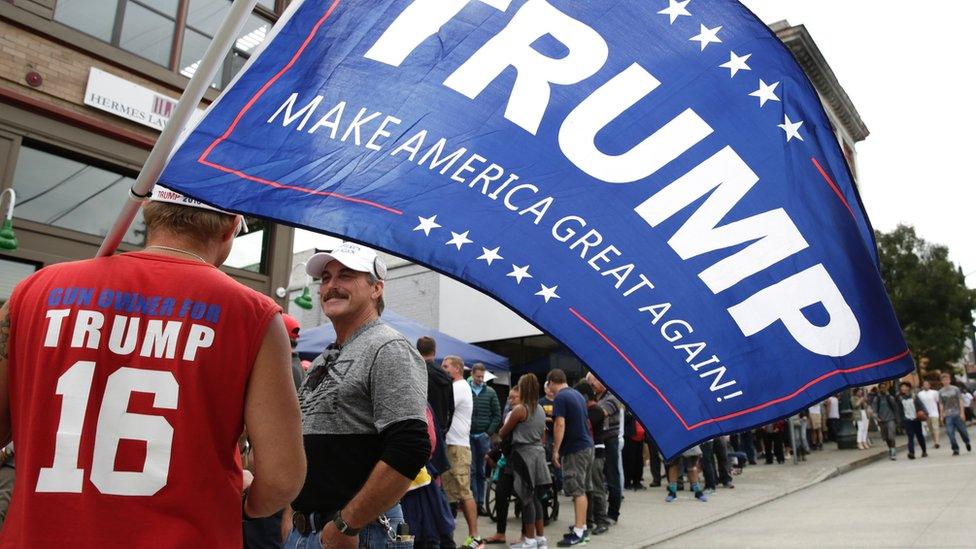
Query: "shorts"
442 445 473 503
808 414 822 429
561 447 594 498
667 455 700 470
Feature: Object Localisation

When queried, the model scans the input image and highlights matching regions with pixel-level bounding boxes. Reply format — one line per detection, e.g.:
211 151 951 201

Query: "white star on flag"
535 284 561 303
507 264 533 284
749 79 781 107
413 214 441 236
778 114 804 142
477 246 503 266
690 24 722 51
720 51 751 77
658 0 691 25
446 231 473 250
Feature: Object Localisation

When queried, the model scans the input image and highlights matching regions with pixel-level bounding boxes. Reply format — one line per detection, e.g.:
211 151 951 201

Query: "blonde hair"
443 355 464 373
143 201 237 243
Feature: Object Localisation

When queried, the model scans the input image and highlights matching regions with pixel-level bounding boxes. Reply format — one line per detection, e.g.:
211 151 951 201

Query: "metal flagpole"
96 0 259 257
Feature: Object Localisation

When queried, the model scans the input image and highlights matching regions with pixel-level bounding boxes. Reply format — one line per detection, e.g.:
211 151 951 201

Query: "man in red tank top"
0 187 306 547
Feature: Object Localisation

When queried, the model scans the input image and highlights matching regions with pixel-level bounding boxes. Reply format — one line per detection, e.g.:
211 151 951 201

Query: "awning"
296 309 510 372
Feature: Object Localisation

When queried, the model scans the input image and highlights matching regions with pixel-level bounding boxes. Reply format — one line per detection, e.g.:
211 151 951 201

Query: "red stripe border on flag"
195 0 403 216
569 306 910 431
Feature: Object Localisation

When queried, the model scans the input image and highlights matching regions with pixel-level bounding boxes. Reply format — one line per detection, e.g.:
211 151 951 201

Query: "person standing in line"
665 446 706 503
939 373 971 456
584 373 623 525
622 411 646 490
645 433 664 488
917 381 942 449
0 189 306 547
410 336 456 549
807 402 824 450
469 363 502 516
442 356 485 549
898 381 928 459
484 389 519 546
498 374 551 549
287 243 430 549
575 381 610 536
418 336 455 442
871 382 900 460
547 369 593 547
825 394 841 443
852 388 871 450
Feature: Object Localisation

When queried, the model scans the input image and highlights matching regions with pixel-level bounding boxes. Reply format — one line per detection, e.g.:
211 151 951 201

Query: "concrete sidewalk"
456 434 912 548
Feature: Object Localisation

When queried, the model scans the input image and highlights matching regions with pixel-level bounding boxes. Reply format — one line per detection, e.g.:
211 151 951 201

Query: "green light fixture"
294 286 314 310
0 189 17 251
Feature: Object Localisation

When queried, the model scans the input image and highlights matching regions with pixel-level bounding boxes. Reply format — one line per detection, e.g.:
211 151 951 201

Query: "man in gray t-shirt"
289 242 429 548
939 373 971 455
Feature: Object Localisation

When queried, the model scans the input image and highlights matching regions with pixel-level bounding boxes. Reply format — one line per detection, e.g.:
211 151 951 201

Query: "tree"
875 225 976 371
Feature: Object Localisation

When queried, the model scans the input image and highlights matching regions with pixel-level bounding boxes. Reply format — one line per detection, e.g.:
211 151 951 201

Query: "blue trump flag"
158 0 913 458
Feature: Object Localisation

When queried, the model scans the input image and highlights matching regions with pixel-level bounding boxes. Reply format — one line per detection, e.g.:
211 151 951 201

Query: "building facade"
0 0 297 303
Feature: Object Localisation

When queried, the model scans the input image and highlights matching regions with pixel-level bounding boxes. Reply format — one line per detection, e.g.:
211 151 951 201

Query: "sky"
740 0 975 286
290 1 974 287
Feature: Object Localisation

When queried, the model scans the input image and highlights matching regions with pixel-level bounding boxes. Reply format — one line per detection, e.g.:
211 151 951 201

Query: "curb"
635 440 908 548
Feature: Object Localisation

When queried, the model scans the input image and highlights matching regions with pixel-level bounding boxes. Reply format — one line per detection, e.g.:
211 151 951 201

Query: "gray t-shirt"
940 385 963 417
299 319 427 435
293 319 428 515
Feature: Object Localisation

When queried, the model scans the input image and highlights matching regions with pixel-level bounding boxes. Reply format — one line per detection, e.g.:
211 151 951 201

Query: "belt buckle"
293 511 310 536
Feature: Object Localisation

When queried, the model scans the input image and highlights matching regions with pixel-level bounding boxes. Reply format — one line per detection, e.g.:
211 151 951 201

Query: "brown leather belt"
292 510 331 537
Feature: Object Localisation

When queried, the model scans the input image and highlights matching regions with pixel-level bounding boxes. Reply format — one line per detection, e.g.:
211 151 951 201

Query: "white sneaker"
510 539 538 548
536 536 548 549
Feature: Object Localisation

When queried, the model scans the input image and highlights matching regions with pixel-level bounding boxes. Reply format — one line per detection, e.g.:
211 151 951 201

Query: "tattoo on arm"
0 315 9 361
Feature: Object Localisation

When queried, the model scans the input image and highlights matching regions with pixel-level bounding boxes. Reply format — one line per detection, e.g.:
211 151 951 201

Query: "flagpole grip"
97 0 259 257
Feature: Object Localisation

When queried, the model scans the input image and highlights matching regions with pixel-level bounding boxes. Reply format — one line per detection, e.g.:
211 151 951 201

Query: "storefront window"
224 217 268 273
12 145 147 246
11 143 268 271
54 0 275 89
119 1 178 66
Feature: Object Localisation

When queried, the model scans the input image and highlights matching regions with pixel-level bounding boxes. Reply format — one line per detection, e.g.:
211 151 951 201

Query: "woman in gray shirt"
499 374 552 549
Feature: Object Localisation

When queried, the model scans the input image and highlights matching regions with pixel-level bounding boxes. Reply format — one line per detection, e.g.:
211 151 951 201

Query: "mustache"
322 290 348 301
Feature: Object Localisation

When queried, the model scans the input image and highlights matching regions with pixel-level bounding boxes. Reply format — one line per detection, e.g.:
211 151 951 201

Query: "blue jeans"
470 432 491 506
902 419 926 455
284 504 412 549
945 415 970 452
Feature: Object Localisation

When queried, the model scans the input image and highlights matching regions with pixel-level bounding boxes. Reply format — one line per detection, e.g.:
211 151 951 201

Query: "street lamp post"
835 388 858 450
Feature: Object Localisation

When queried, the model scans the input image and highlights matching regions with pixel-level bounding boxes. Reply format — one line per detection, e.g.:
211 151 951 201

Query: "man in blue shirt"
548 369 594 547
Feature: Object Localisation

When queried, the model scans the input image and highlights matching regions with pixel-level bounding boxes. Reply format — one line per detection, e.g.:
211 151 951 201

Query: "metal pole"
96 0 259 257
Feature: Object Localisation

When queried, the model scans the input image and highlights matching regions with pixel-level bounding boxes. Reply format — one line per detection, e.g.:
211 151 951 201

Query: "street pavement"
660 438 976 548
454 433 928 548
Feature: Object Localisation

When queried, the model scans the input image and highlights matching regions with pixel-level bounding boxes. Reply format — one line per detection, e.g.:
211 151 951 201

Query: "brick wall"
0 20 165 141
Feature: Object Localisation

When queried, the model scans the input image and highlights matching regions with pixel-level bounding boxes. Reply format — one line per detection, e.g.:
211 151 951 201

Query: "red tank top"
1 252 280 547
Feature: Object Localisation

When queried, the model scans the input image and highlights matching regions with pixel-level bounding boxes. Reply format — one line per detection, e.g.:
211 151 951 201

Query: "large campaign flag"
158 0 913 457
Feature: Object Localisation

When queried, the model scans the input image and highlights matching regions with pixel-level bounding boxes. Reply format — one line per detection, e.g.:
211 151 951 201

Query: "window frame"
52 0 281 89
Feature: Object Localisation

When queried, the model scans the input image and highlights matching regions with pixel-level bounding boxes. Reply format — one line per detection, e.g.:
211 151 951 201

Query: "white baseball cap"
149 186 248 233
306 241 387 280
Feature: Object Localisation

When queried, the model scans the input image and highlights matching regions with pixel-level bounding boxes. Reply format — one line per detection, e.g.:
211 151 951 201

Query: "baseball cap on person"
305 241 387 280
149 186 248 234
282 314 301 341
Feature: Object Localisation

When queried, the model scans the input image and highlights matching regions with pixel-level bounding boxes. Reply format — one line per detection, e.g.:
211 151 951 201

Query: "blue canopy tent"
296 309 510 372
